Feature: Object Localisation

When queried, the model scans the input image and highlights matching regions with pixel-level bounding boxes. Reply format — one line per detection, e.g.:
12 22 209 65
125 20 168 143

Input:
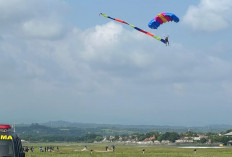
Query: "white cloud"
87 22 123 48
183 0 232 31
0 0 68 38
22 20 65 39
80 22 123 61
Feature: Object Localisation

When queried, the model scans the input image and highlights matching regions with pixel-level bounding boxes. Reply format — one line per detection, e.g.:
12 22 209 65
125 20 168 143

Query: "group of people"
38 146 59 152
23 146 60 152
82 145 115 152
105 145 115 152
24 145 197 154
23 146 34 152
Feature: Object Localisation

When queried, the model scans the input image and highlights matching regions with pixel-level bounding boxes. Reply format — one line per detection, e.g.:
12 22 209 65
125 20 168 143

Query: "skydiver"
165 35 169 46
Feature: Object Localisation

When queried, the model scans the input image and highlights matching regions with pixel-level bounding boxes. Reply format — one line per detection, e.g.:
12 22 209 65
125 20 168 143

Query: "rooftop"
224 132 232 136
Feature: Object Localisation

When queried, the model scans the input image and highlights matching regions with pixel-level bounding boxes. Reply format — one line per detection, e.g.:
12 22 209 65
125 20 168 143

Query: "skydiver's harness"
165 37 169 42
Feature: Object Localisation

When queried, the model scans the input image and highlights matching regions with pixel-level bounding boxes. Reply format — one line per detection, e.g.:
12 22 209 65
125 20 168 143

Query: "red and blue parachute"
148 13 179 29
100 12 179 45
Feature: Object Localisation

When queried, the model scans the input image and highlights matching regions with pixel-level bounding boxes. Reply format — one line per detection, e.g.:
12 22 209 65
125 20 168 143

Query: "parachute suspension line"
99 13 166 44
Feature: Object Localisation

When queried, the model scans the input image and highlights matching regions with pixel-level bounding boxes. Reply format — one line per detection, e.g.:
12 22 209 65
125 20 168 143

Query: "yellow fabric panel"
158 14 168 23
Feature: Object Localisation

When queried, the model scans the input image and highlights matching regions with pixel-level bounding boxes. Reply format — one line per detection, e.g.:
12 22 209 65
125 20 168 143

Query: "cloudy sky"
1 0 232 126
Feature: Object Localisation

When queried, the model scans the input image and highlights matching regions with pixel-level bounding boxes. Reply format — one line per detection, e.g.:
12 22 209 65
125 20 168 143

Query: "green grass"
24 143 232 157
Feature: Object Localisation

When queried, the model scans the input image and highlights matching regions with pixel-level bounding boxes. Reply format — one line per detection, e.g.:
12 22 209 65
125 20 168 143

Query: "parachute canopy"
148 13 179 29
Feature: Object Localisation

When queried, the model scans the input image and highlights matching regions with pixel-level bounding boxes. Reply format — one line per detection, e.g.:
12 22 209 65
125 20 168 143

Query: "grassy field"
24 143 232 157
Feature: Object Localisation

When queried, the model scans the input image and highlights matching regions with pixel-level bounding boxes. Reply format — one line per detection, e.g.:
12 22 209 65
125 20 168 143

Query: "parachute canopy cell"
148 13 179 29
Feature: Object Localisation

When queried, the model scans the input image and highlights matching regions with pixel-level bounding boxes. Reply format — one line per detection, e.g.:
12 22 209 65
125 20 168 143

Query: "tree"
185 131 198 137
163 132 180 143
114 135 119 140
138 135 146 141
211 135 232 145
220 136 230 145
226 129 232 133
157 134 163 142
95 136 103 142
199 138 207 144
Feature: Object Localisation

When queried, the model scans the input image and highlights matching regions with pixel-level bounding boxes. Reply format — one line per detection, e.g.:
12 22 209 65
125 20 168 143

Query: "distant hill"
43 121 232 132
15 121 232 136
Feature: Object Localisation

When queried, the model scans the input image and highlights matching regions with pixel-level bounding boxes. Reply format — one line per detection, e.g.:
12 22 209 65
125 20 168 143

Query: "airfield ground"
23 143 232 157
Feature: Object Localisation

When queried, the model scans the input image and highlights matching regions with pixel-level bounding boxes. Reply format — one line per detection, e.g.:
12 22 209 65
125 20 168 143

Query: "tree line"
19 129 232 144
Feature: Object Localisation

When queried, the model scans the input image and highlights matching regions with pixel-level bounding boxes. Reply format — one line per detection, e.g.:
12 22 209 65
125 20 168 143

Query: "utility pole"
12 123 16 132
